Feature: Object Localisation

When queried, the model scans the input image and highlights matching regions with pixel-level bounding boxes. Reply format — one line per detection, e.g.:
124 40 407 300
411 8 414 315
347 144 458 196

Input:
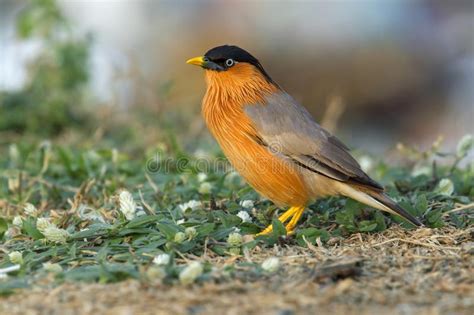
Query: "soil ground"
1 227 472 315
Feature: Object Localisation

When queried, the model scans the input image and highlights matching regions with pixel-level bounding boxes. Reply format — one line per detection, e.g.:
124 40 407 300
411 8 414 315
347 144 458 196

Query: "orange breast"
202 64 308 207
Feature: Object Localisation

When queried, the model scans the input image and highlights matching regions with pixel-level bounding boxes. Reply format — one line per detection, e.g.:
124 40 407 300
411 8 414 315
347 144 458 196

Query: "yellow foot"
256 206 305 236
284 206 305 234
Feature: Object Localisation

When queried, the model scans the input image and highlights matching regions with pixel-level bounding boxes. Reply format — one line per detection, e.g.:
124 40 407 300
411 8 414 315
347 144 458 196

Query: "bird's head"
187 45 277 91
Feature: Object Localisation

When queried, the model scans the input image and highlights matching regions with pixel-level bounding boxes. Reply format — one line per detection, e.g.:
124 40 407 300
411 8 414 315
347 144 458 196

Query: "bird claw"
256 206 305 236
256 220 298 236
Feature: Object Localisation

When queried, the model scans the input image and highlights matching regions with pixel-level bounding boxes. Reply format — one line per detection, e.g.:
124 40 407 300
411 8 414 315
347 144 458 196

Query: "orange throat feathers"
202 63 309 206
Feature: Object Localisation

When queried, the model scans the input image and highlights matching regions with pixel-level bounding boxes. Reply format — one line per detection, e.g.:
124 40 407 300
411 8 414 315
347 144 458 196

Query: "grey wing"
244 92 383 190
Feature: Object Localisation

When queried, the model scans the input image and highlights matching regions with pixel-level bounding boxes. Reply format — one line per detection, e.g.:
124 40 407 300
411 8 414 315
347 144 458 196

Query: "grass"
1 226 472 314
0 134 473 297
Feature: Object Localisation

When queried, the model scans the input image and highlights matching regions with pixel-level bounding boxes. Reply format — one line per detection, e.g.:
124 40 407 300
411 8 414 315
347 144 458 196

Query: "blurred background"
0 0 473 154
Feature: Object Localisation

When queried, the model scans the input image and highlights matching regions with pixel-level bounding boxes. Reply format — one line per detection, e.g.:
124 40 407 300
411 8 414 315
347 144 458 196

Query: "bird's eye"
225 59 235 67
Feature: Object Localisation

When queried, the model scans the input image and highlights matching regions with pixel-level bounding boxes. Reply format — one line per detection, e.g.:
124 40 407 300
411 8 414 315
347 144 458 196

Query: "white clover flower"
86 150 101 163
237 211 252 223
227 232 243 247
411 164 432 177
198 182 212 194
261 257 280 273
174 232 186 244
36 218 54 234
4 227 18 239
43 226 70 244
179 174 190 185
8 251 23 265
178 200 202 213
119 190 137 220
77 204 105 223
456 134 473 157
8 177 19 192
228 247 241 256
153 253 171 266
42 262 63 273
239 200 254 209
197 172 208 182
23 203 37 216
12 216 23 227
179 261 203 285
358 155 373 172
9 144 20 164
436 178 454 196
194 149 211 160
146 266 166 280
224 171 241 187
185 227 197 240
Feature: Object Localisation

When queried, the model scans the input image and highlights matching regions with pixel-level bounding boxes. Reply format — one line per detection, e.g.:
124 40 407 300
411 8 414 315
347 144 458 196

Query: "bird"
186 45 422 235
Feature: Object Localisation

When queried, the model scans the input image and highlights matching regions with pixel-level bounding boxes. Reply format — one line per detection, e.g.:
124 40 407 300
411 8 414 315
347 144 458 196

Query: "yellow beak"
186 56 205 67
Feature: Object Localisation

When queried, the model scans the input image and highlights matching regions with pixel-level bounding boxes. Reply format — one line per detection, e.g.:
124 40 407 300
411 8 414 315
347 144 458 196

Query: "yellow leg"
256 207 297 236
285 206 305 234
256 206 305 236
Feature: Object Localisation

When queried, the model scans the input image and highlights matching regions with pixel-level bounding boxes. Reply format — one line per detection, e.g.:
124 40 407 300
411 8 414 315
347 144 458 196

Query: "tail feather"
368 192 423 226
338 184 423 227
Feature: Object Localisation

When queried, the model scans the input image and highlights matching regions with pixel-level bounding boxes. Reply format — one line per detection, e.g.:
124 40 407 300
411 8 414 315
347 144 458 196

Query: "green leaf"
298 227 329 240
214 211 241 228
374 212 387 231
195 223 215 237
156 222 182 239
435 179 454 196
426 209 443 226
0 279 29 296
242 240 259 251
358 220 378 232
57 147 75 176
0 217 7 239
118 228 156 236
211 245 227 255
415 194 428 216
271 218 286 237
238 222 261 235
295 227 329 246
70 225 109 239
210 227 235 240
335 210 356 232
176 241 197 253
125 215 160 228
64 265 101 282
398 200 418 218
23 218 44 239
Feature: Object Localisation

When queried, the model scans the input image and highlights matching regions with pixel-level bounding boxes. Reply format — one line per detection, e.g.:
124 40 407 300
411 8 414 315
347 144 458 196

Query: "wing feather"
244 92 383 190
